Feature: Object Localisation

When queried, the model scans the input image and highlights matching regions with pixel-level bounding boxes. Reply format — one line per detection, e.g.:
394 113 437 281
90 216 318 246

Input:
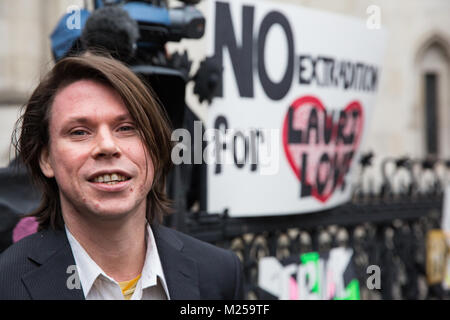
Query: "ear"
39 147 55 178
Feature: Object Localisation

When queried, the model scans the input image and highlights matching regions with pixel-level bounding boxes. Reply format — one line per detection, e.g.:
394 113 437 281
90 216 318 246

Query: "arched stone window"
416 34 450 158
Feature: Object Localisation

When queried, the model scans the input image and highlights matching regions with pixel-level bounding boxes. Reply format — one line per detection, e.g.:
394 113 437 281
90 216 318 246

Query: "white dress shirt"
65 223 170 300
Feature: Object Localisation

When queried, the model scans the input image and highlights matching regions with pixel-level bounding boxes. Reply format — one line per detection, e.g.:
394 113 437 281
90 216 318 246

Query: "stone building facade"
0 0 449 168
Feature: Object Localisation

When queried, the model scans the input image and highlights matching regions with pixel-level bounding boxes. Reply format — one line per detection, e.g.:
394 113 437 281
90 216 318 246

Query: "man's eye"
71 130 88 136
118 125 136 132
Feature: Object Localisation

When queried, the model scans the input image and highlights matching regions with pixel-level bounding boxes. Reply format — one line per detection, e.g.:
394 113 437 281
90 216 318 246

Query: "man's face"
40 79 154 221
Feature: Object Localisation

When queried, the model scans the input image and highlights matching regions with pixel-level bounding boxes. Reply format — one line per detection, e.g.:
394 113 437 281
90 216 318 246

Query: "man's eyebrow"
63 114 134 124
62 117 91 125
114 114 134 122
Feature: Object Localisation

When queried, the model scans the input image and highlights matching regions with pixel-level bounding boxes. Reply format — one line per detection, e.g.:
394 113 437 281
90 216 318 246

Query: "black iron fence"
183 153 449 300
0 153 448 299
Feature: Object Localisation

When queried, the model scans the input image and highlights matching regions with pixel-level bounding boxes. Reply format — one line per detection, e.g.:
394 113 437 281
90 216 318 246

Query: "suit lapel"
22 229 84 300
152 224 200 300
21 225 200 300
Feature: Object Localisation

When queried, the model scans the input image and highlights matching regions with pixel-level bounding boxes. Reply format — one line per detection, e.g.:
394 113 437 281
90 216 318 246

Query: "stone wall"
0 0 449 168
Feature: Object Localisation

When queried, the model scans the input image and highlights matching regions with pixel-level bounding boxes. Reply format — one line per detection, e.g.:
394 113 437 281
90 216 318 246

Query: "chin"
88 203 140 220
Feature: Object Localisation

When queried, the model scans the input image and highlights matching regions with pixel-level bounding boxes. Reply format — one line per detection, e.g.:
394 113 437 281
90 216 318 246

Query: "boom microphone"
81 6 140 62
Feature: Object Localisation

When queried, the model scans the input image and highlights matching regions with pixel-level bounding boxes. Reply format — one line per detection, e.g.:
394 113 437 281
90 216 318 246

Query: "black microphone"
81 6 140 62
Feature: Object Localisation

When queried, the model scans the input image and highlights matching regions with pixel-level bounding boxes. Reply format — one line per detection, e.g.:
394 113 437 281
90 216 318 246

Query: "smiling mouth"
89 173 131 185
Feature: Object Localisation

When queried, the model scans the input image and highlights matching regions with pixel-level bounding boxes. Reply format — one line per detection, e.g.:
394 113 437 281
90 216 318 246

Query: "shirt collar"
140 223 170 298
65 222 170 299
65 225 109 297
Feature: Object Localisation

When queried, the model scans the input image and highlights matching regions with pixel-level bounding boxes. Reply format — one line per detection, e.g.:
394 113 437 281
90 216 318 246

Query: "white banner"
205 0 387 216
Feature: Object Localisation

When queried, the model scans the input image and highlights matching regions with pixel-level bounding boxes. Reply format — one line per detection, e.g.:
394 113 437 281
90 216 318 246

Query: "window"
417 39 450 158
424 72 438 155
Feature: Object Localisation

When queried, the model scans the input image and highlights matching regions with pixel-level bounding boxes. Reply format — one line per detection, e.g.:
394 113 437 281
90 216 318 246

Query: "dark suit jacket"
0 224 244 300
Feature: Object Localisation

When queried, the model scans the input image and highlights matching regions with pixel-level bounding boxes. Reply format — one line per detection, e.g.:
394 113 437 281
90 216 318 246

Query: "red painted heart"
282 95 364 202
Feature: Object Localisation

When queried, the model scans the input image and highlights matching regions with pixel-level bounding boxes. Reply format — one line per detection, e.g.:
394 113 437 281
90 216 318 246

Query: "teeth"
93 173 128 183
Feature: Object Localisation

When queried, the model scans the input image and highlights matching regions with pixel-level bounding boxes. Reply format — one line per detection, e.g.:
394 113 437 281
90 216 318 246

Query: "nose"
92 127 121 159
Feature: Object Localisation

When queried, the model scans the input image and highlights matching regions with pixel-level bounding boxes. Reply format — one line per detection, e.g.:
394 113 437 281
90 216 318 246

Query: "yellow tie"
118 274 141 300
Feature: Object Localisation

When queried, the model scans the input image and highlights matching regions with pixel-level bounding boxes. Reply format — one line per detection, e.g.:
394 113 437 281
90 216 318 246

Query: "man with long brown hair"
0 54 243 300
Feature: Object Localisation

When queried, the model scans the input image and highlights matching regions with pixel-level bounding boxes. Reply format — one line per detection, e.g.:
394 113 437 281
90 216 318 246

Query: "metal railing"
183 153 449 299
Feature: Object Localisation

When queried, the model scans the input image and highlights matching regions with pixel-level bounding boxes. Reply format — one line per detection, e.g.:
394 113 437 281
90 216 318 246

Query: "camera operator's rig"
50 0 219 230
51 0 212 127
